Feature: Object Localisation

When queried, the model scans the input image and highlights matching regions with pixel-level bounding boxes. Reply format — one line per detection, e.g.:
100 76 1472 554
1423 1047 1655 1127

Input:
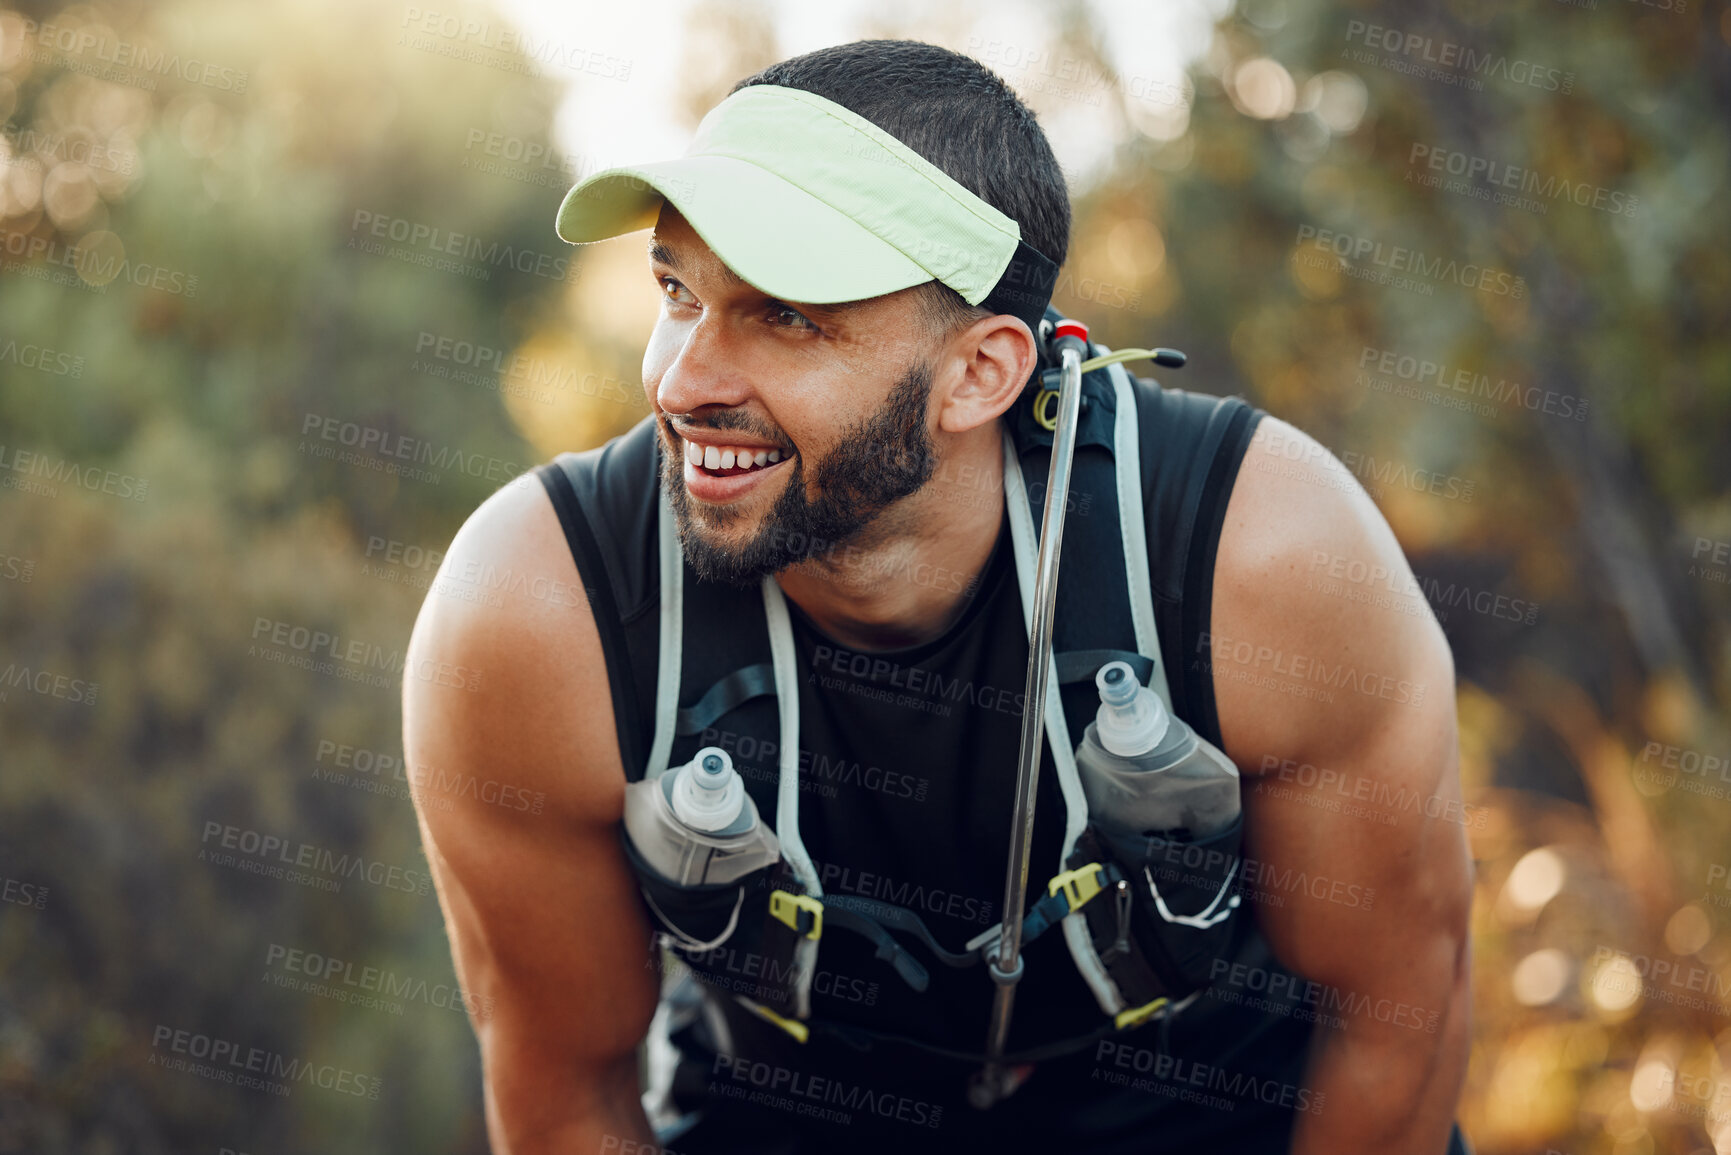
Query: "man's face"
643 206 942 587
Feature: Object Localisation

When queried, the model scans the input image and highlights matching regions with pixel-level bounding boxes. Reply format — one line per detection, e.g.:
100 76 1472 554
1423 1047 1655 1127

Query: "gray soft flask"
621 746 781 886
1075 661 1241 840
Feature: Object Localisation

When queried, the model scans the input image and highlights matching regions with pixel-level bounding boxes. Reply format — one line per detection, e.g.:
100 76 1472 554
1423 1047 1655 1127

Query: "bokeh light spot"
1664 904 1712 956
1505 846 1567 912
1299 70 1368 135
1591 954 1643 1014
1230 57 1295 120
1629 1056 1674 1112
1512 948 1571 1006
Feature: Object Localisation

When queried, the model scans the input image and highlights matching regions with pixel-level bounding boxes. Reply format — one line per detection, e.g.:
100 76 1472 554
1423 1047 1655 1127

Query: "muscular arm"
1210 418 1473 1154
403 475 661 1153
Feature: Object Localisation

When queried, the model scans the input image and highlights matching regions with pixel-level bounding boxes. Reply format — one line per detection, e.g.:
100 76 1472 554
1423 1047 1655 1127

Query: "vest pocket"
623 832 757 947
624 833 813 1019
1071 815 1246 1006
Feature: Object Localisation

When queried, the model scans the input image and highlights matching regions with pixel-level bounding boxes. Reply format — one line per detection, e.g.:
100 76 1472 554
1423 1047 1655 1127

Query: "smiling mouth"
682 437 794 478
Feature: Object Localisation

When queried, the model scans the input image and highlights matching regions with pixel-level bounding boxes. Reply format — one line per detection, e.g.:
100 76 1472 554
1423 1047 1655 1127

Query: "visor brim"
555 155 941 305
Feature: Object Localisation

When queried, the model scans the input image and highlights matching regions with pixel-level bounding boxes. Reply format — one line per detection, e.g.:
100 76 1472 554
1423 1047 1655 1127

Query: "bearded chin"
663 359 938 588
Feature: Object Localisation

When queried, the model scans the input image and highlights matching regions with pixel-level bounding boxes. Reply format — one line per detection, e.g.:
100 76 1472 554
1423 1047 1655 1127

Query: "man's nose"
654 316 758 417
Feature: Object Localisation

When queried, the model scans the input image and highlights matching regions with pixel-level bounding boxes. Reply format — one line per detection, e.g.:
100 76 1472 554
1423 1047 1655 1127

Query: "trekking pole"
971 319 1091 1110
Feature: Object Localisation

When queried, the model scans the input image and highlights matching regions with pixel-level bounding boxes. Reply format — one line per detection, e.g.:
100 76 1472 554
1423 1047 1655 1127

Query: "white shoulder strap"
645 486 684 781
647 488 822 1017
998 347 1169 1016
760 576 822 1019
1001 430 1118 1014
1102 352 1173 713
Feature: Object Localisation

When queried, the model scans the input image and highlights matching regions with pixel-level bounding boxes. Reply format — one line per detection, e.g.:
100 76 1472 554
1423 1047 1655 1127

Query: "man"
403 40 1473 1155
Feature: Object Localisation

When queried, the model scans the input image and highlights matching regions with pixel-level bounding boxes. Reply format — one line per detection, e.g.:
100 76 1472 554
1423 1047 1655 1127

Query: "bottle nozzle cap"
1093 660 1169 756
1096 661 1141 707
673 747 744 832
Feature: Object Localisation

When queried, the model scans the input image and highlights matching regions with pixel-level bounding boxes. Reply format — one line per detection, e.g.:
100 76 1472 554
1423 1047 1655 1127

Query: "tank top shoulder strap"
533 415 662 782
1131 377 1265 751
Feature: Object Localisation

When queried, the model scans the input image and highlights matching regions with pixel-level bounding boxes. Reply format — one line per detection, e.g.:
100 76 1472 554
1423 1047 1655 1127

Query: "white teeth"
684 439 789 471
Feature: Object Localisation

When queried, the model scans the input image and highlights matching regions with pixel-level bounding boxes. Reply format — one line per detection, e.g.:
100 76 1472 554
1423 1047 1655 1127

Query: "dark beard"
660 359 939 588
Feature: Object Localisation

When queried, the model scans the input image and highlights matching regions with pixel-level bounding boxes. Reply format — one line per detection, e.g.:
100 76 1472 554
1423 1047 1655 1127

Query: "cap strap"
980 238 1059 334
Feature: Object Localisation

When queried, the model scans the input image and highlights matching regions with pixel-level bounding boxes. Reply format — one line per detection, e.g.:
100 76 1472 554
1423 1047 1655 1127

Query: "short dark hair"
730 40 1070 335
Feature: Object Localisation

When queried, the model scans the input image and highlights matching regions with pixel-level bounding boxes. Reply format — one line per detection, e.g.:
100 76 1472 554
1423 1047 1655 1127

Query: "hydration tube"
971 320 1088 1109
969 325 1184 1110
1079 347 1186 374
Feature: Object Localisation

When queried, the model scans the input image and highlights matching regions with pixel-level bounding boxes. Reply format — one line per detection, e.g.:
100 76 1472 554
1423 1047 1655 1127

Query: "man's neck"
773 428 1007 653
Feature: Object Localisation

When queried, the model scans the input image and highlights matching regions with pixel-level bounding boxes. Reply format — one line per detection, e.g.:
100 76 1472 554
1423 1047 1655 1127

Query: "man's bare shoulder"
400 474 662 1122
1209 415 1455 774
403 472 627 826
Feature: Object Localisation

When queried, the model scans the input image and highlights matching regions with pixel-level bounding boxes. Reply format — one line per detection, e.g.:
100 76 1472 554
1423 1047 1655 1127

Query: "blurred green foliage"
0 0 615 1149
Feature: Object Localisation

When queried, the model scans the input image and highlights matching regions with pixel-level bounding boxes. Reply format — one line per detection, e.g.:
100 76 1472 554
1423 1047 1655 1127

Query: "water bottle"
622 746 781 886
1075 661 1241 840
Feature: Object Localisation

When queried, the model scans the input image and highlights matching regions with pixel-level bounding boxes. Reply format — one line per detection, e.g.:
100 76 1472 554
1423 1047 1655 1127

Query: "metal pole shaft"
979 345 1086 1085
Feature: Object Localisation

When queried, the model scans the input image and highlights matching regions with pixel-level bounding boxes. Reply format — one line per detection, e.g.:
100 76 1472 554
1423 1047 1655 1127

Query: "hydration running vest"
535 308 1260 1062
530 316 1479 1154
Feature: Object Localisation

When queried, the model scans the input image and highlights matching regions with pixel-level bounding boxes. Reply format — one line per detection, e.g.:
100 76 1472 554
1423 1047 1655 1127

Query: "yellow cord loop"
1031 349 1159 431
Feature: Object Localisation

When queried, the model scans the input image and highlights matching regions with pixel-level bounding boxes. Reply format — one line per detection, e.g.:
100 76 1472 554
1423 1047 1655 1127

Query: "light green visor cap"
553 84 1054 320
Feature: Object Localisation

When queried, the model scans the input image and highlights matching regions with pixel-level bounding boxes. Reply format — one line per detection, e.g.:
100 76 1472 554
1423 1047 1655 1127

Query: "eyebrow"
649 238 744 289
648 237 862 323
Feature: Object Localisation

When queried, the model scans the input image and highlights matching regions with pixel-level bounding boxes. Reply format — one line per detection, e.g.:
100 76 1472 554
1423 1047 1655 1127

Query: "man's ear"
934 315 1040 435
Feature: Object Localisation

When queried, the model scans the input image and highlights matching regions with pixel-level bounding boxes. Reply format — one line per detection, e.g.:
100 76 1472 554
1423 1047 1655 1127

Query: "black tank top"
542 378 1319 1154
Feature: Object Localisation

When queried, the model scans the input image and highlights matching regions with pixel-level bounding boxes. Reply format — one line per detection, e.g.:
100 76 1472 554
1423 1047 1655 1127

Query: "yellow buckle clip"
769 891 824 940
1114 996 1169 1030
1048 863 1108 913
